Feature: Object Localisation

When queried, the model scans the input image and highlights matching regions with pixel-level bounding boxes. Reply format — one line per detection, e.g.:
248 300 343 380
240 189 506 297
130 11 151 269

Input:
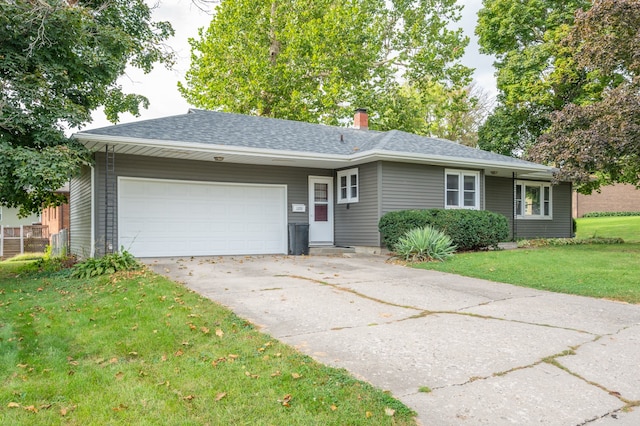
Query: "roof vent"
354 108 368 130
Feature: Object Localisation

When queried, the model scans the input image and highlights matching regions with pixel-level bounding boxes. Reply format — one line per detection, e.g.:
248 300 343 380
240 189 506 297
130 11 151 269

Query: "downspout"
512 172 517 240
90 165 96 258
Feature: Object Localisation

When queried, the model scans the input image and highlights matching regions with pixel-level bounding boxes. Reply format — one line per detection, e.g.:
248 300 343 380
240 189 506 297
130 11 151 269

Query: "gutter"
74 133 556 177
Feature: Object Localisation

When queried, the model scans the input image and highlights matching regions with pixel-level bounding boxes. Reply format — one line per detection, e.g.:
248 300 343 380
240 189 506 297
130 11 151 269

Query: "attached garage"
118 177 288 257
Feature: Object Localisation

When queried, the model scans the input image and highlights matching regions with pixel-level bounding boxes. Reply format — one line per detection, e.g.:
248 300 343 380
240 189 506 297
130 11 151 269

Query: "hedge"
581 212 640 218
378 209 509 252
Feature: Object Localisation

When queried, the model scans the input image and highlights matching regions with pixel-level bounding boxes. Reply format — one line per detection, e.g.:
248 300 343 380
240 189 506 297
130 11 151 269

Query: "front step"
309 246 356 255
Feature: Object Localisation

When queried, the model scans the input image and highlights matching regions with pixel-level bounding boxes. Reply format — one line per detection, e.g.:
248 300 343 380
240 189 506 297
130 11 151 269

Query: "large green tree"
0 0 173 215
529 0 640 192
179 0 472 131
475 0 590 156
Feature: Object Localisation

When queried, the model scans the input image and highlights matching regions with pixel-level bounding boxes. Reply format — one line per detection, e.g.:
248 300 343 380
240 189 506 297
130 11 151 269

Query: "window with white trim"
445 169 480 209
515 181 552 219
337 168 358 203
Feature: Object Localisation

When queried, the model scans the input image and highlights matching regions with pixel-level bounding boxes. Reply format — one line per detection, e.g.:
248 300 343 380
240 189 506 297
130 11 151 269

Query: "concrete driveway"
146 254 640 425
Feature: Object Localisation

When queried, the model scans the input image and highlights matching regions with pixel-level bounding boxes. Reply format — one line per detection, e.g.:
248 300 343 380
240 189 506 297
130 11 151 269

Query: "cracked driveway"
146 254 640 425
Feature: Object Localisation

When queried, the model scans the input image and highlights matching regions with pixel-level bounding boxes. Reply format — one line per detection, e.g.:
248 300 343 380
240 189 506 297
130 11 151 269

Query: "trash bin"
288 223 310 255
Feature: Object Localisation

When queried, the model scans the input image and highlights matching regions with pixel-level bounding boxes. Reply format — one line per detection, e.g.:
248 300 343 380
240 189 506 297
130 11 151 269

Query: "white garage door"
118 177 287 257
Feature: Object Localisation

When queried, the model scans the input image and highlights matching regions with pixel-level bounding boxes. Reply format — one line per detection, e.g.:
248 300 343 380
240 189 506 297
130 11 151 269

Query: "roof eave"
74 133 555 178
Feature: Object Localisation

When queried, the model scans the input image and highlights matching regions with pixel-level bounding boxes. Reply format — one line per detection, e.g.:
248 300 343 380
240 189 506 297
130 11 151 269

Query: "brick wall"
573 183 640 217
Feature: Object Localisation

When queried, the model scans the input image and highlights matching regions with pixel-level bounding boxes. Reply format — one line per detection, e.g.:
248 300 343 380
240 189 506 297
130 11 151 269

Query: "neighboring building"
41 186 71 254
0 207 43 259
41 187 70 236
573 184 640 217
0 206 40 227
70 109 573 258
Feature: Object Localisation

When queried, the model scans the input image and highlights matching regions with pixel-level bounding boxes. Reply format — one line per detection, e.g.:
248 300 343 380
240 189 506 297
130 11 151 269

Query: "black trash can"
288 223 310 255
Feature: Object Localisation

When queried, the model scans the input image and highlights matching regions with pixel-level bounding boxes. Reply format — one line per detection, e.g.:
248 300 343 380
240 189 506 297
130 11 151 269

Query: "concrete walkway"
146 254 640 425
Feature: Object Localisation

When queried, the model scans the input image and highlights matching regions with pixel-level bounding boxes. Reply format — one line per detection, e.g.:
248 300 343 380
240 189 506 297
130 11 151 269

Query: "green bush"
379 209 509 251
71 249 140 279
395 226 456 262
582 211 640 218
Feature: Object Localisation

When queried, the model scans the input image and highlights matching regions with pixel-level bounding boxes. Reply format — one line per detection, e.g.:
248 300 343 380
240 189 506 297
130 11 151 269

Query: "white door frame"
308 176 334 245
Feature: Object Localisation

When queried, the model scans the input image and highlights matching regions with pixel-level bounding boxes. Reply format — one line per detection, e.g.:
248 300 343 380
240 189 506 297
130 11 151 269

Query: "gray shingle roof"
80 109 542 168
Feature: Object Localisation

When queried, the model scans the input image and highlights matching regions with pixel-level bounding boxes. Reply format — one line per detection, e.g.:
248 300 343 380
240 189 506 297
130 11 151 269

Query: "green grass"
416 243 640 304
2 252 46 262
576 216 640 242
0 262 415 425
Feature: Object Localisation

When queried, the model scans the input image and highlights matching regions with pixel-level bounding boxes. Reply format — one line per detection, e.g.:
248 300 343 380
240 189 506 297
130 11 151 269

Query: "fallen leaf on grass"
245 371 259 379
215 392 227 401
366 411 373 418
24 405 38 413
200 326 210 334
115 371 124 380
7 402 20 408
112 404 128 412
174 350 184 357
215 329 224 338
270 370 281 377
385 408 396 416
183 395 195 401
291 373 302 379
278 394 292 407
330 404 338 411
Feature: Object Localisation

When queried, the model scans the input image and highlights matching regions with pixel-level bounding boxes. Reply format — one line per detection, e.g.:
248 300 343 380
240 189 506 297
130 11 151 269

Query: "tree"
529 0 640 192
179 0 472 129
0 0 174 215
475 0 590 156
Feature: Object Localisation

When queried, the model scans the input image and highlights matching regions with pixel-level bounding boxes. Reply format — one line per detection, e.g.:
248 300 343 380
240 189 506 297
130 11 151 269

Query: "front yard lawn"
415 243 640 304
0 262 414 425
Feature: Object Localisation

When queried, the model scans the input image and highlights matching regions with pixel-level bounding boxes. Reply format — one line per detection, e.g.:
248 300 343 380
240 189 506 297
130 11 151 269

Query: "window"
516 181 552 219
337 168 358 203
445 170 479 209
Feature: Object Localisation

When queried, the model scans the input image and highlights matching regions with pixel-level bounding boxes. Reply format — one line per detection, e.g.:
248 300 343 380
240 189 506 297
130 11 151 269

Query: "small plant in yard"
395 226 456 262
71 249 140 278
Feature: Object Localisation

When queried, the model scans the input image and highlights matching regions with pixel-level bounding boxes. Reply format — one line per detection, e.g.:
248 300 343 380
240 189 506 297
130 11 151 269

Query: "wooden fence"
1 225 49 259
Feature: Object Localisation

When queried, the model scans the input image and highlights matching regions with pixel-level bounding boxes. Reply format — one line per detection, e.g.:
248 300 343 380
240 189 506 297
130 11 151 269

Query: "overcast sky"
86 0 496 130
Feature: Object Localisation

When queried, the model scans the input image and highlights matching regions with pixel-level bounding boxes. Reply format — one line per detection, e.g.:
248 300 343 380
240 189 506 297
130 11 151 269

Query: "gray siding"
93 153 332 250
334 162 380 246
485 176 573 239
380 162 445 213
515 182 573 238
485 176 514 237
70 165 92 258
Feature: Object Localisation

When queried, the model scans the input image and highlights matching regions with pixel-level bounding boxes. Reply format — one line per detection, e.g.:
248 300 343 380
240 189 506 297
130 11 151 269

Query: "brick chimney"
353 108 368 130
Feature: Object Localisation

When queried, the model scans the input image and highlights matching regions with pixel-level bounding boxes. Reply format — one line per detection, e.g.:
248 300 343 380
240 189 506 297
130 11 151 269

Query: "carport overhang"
74 133 557 181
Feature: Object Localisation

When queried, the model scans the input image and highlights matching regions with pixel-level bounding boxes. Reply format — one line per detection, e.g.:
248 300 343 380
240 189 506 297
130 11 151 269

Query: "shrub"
71 249 140 279
379 209 509 251
582 212 640 218
378 210 436 250
395 226 456 262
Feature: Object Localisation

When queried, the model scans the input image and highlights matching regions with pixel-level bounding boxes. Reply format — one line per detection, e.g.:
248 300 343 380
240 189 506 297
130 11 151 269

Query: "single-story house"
70 109 573 258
